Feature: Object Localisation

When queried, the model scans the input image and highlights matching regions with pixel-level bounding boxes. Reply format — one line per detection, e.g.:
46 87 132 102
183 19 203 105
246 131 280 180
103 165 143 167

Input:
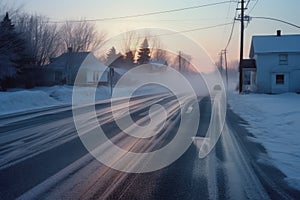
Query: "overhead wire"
48 1 236 23
248 0 259 15
251 16 300 29
110 22 233 43
220 0 233 47
223 1 239 51
245 0 251 9
224 19 236 50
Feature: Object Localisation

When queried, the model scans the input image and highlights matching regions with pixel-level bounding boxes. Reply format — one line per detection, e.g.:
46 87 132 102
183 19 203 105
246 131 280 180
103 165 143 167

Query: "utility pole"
109 67 114 97
219 51 223 75
238 0 245 93
223 49 229 89
178 51 182 72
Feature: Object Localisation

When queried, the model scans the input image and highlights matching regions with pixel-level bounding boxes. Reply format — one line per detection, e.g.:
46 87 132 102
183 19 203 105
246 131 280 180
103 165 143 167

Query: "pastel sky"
10 0 300 63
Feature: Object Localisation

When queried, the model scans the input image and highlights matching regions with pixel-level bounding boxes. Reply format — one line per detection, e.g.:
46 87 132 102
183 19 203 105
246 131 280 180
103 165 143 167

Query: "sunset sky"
10 0 300 63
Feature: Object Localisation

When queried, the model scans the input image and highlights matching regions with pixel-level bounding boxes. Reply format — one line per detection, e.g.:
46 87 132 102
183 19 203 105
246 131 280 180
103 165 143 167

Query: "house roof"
250 34 300 58
48 52 90 70
113 67 128 75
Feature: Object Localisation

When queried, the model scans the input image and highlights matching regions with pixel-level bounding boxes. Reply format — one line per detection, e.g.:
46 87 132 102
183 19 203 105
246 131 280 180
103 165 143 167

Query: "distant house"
149 60 168 72
44 50 108 85
245 31 300 93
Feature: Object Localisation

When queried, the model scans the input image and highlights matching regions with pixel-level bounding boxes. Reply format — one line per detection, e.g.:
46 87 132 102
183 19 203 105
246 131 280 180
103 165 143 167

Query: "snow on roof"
250 34 300 57
48 52 90 69
47 52 107 71
149 60 167 67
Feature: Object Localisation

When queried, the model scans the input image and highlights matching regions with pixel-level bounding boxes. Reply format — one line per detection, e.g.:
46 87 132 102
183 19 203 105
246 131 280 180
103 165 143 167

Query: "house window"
93 72 99 82
243 71 251 85
279 54 288 65
276 74 284 84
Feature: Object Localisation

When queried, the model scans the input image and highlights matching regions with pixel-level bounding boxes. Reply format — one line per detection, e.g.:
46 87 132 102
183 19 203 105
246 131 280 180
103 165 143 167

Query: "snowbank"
0 86 111 115
0 72 207 116
228 92 300 189
41 85 110 104
0 90 61 115
0 84 170 115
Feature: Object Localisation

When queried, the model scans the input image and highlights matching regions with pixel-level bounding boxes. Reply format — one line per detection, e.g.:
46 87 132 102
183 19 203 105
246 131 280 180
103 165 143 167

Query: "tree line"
105 35 192 72
0 6 194 91
106 38 156 69
0 11 106 90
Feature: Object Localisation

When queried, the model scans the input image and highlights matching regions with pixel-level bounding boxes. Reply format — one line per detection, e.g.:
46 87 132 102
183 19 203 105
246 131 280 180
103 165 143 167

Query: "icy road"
0 94 299 200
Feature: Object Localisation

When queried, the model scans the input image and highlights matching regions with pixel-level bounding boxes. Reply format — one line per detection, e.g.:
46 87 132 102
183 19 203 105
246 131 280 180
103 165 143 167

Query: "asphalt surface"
0 94 299 200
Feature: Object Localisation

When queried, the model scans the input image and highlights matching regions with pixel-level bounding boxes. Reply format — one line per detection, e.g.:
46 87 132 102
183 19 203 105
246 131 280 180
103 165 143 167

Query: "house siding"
45 52 108 86
254 53 300 93
255 55 272 93
80 53 108 83
290 70 300 92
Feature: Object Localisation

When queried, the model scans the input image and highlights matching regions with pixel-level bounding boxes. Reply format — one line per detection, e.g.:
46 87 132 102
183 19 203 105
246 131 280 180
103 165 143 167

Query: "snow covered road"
0 94 299 199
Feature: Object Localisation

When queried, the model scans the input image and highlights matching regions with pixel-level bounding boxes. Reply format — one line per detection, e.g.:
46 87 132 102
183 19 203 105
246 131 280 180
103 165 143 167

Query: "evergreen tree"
0 12 17 90
124 50 135 68
106 46 117 61
106 46 121 66
106 46 125 68
0 12 32 90
137 38 150 65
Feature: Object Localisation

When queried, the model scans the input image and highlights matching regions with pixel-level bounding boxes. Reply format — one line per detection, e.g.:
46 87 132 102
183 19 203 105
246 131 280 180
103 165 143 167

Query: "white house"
247 31 300 93
45 50 108 85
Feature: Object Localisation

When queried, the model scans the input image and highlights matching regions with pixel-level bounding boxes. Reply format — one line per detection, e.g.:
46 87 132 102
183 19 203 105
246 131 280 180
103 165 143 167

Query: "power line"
220 0 234 49
225 0 233 19
114 22 233 42
48 1 235 23
223 1 239 50
248 0 259 14
251 16 300 29
101 22 233 50
245 0 251 8
165 22 233 35
224 19 236 50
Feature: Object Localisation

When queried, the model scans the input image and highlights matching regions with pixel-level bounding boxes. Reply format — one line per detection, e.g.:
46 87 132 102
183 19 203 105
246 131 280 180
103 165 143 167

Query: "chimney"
277 30 281 37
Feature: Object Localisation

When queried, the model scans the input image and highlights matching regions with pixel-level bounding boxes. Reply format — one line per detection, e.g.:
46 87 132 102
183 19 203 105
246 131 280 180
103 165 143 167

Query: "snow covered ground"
228 92 300 190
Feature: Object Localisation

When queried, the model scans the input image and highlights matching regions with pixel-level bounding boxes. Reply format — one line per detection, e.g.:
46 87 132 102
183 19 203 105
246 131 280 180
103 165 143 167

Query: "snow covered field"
228 92 300 190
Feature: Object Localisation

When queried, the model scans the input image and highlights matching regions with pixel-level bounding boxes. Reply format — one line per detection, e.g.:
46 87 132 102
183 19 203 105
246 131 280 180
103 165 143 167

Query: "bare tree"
16 14 61 66
149 37 168 62
144 36 168 62
118 31 142 67
170 51 193 72
60 20 106 53
120 31 141 54
180 52 192 72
